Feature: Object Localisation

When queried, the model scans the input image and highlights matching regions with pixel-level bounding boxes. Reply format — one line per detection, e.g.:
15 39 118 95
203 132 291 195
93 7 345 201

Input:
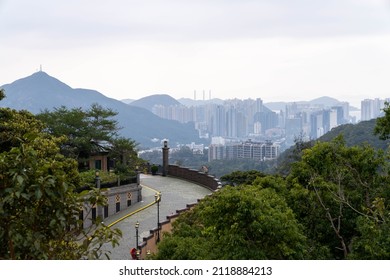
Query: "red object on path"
130 248 137 259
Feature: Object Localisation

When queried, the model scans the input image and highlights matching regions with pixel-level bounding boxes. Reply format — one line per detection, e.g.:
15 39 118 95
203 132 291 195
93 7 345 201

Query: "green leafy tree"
1 108 46 152
0 108 121 259
286 136 389 259
220 170 266 186
276 133 314 176
0 88 5 100
36 104 120 163
349 198 390 259
86 103 120 141
208 158 274 178
154 185 308 260
109 137 144 175
375 101 390 140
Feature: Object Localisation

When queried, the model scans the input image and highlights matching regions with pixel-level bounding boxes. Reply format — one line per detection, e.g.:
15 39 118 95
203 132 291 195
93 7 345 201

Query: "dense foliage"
155 185 308 259
220 170 266 186
36 104 144 173
37 104 119 161
1 97 122 259
375 101 390 140
287 136 389 259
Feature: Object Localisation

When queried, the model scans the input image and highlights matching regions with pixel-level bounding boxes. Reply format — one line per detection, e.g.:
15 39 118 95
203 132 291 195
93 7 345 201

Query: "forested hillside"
276 118 389 175
319 119 388 150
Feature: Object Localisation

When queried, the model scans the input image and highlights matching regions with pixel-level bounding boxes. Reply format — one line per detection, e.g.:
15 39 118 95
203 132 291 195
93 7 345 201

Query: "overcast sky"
1 0 390 107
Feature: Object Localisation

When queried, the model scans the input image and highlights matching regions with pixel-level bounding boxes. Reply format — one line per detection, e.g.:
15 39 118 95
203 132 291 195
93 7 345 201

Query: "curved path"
100 174 213 260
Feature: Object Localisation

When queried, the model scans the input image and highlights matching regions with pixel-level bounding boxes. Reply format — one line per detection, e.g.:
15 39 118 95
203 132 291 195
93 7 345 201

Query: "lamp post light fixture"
154 192 162 243
95 171 100 188
135 221 139 249
135 221 140 259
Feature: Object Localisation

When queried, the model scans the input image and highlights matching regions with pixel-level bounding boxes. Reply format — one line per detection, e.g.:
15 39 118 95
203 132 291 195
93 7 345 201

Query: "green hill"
276 118 389 175
318 119 388 150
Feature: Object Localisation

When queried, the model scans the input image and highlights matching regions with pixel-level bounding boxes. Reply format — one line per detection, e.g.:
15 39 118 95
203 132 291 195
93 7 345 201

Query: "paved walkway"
100 174 213 259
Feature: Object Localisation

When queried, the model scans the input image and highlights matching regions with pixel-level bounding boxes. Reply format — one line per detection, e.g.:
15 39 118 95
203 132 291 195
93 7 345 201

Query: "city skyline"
1 0 390 108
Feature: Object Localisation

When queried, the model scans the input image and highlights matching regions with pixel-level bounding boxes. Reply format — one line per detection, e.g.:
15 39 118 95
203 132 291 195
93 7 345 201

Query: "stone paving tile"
100 174 213 260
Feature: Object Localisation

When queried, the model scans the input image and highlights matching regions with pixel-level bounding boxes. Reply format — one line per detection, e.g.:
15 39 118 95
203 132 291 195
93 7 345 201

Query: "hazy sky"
1 0 390 108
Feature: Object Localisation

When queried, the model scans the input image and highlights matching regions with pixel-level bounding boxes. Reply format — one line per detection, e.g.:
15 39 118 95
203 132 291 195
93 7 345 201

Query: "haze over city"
1 0 390 108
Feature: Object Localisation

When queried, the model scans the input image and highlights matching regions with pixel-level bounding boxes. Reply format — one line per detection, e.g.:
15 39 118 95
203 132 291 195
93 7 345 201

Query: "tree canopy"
286 136 389 258
154 185 308 260
0 88 5 100
109 137 142 175
220 170 266 186
36 104 120 162
0 105 121 259
375 101 390 140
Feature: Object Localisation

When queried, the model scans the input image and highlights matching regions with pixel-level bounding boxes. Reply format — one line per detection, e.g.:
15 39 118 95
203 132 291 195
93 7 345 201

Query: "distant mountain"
309 96 345 107
178 98 224 107
0 71 200 147
121 98 134 104
131 94 181 111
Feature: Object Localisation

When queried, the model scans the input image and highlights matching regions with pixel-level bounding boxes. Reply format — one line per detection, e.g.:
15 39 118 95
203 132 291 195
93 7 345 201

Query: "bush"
151 165 158 174
79 170 119 187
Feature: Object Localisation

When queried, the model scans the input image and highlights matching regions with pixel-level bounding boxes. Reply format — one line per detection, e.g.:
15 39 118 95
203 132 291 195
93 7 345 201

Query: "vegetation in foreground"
0 89 145 259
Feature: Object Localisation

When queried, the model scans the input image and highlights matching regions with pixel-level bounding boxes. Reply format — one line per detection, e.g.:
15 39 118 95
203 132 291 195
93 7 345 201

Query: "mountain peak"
31 70 49 77
0 71 73 113
309 96 343 106
9 71 72 93
131 94 181 111
1 72 201 146
30 70 57 80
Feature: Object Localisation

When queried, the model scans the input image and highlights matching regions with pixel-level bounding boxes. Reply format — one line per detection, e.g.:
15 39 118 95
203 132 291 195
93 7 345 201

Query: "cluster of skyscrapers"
153 98 277 139
152 97 388 161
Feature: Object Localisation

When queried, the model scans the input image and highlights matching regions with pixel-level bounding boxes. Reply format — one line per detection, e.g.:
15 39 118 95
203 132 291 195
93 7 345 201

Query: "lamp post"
135 221 140 259
95 171 100 188
135 221 139 249
154 192 162 243
135 166 142 202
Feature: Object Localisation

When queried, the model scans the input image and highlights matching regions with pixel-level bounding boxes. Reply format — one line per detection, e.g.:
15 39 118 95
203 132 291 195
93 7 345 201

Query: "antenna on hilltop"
40 65 42 72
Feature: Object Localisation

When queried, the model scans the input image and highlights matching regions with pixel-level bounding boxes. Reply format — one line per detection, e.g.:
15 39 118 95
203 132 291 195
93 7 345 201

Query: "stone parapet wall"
167 164 222 191
138 201 202 259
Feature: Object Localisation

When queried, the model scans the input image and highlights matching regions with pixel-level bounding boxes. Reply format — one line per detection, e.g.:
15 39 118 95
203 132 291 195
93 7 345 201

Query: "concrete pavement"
100 174 213 260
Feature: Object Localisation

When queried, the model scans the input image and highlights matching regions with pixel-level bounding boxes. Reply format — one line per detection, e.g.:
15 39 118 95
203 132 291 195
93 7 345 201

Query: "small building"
88 140 114 172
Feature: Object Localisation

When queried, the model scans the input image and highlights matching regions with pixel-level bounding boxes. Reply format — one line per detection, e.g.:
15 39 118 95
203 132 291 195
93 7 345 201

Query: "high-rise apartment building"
361 98 387 121
208 140 280 162
361 99 375 121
